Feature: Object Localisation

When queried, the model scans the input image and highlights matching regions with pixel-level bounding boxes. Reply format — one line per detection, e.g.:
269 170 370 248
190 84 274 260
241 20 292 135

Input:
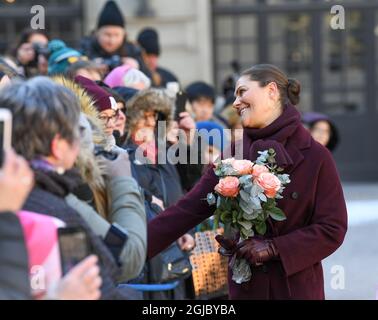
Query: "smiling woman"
147 64 348 300
234 64 301 129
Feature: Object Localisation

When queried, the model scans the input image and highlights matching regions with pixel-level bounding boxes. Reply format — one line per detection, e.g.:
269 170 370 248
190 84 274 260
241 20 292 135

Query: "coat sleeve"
65 193 110 238
148 165 219 259
107 176 147 282
273 151 348 277
66 175 147 282
0 212 31 300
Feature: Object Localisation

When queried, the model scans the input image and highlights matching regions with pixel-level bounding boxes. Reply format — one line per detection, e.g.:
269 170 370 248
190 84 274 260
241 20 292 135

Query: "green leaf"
263 198 276 210
268 207 286 221
238 220 252 231
242 212 253 221
268 156 275 164
239 189 250 203
213 209 220 229
255 221 267 235
239 175 252 185
221 210 232 223
232 210 238 224
240 227 254 239
224 198 232 211
223 222 233 237
217 195 225 209
239 199 254 214
251 183 264 197
258 192 267 202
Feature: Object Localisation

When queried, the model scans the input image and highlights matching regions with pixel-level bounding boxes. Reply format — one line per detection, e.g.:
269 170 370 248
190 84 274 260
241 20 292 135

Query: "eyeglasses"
99 110 120 125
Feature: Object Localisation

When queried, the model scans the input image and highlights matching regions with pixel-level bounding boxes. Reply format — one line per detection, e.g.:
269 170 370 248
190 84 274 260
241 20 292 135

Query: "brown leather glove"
215 234 238 257
235 237 279 267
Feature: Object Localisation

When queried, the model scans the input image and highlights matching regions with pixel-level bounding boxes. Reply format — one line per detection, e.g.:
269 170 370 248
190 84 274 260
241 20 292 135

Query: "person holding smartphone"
0 150 102 300
0 77 127 299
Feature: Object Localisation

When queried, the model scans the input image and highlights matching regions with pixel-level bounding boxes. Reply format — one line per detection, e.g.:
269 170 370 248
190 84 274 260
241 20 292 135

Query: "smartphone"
174 91 188 122
166 81 180 98
58 226 92 275
0 109 12 168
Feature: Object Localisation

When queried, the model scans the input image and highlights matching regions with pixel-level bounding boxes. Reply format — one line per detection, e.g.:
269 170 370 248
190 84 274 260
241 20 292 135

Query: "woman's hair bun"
287 78 301 105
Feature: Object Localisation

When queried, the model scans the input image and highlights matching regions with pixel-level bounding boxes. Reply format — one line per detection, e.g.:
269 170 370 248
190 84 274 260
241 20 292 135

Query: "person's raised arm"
148 165 218 258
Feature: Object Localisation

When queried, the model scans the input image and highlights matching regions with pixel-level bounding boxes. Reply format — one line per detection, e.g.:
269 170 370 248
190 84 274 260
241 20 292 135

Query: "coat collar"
284 125 312 174
241 104 312 174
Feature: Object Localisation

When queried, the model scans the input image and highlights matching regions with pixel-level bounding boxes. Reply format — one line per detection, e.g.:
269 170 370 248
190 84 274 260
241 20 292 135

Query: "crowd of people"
0 1 342 300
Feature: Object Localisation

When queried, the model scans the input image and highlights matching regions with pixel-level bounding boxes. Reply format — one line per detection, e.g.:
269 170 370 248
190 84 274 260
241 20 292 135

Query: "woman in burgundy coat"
148 64 348 300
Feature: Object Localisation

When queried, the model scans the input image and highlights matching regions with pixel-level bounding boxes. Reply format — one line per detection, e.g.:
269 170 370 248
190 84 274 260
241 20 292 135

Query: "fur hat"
51 76 108 217
125 88 174 135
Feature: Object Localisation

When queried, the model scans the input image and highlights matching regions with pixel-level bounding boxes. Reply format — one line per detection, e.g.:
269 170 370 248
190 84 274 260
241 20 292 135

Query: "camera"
30 43 50 68
98 55 122 71
32 43 50 58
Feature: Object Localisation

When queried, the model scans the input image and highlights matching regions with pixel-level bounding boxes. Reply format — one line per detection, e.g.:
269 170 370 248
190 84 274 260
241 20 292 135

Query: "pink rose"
215 176 240 198
232 160 254 175
252 164 269 178
256 172 281 198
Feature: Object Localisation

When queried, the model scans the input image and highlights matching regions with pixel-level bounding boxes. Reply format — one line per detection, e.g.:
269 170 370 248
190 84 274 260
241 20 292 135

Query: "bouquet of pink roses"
207 148 291 284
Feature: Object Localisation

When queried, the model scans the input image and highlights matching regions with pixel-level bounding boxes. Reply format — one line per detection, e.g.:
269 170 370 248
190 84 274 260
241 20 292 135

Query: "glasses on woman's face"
99 110 120 125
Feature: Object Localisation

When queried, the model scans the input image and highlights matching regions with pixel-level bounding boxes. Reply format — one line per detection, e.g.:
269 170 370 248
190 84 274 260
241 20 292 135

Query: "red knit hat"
74 75 118 112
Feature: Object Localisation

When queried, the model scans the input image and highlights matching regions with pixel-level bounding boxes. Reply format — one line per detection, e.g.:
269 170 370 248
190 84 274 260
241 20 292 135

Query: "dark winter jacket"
0 212 31 299
80 36 142 67
22 168 128 300
125 142 184 207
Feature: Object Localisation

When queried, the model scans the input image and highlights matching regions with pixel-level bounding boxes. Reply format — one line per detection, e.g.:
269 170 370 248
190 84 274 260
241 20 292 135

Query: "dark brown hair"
241 64 301 106
10 28 49 57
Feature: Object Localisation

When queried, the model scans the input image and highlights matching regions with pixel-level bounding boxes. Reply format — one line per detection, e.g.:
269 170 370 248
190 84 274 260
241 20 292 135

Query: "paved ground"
323 183 378 300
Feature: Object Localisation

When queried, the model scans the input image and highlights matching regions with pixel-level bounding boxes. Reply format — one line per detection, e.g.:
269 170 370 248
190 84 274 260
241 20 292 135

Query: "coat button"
291 192 299 200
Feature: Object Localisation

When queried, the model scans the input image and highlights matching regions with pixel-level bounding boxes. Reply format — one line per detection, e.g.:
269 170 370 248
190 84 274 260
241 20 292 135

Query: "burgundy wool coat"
147 104 348 300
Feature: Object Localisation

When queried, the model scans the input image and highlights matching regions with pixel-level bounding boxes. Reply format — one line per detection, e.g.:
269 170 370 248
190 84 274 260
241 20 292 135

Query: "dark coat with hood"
147 104 348 300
